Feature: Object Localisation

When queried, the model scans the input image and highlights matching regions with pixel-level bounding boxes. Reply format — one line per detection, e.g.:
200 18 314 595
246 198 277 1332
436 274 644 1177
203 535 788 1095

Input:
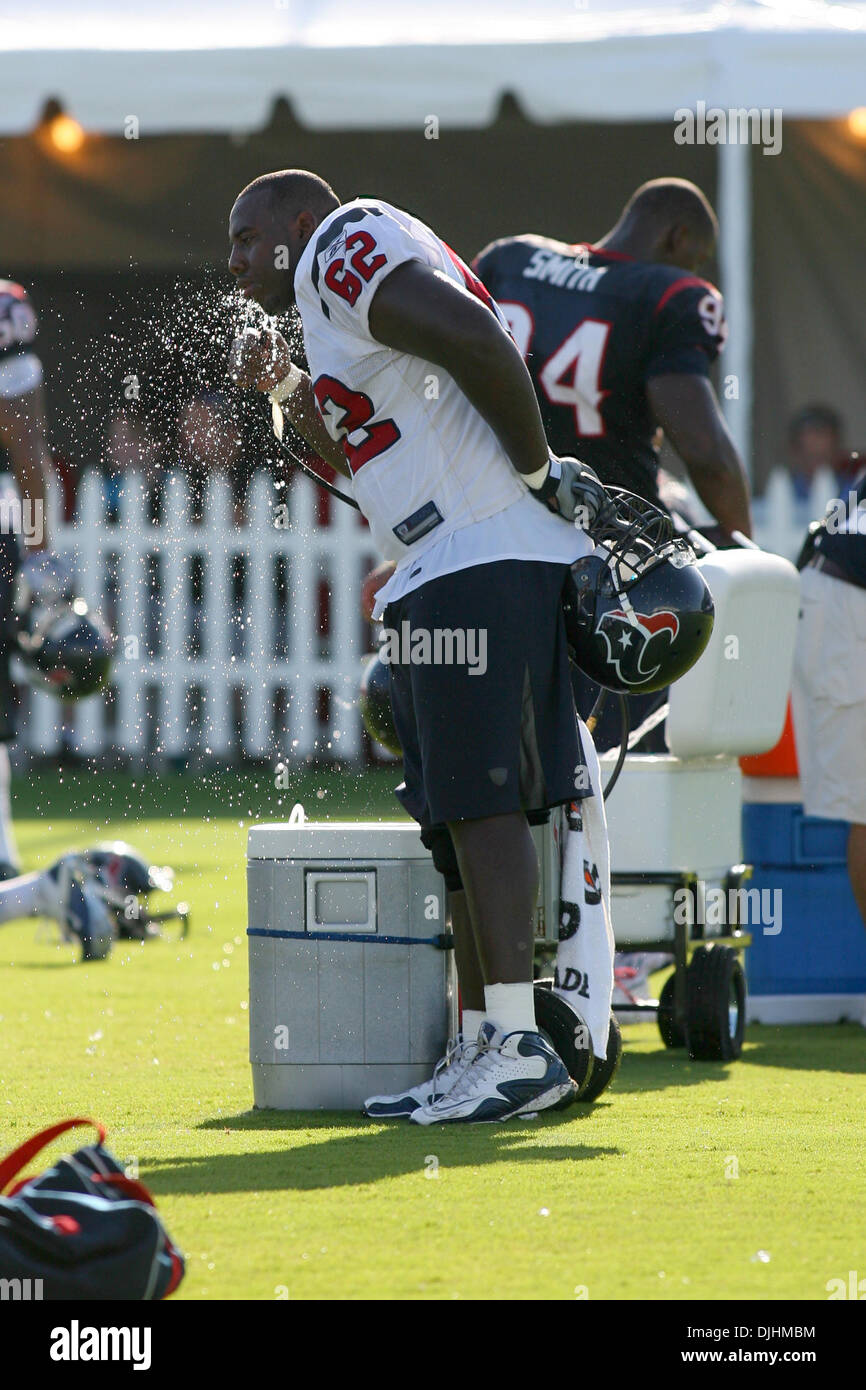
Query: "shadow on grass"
608 1049 733 1092
610 1022 866 1090
140 1110 618 1193
2 959 82 970
738 1023 866 1075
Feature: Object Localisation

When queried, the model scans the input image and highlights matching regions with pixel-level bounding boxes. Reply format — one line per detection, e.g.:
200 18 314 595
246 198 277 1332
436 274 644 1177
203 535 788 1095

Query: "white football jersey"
294 199 535 560
294 198 592 602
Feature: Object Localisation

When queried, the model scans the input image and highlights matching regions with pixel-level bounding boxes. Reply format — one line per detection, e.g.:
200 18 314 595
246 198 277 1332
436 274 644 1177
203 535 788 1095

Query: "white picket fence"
17 464 836 762
20 469 379 762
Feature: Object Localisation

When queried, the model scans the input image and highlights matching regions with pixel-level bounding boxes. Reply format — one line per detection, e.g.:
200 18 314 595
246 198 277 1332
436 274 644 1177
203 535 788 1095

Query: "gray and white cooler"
247 820 456 1110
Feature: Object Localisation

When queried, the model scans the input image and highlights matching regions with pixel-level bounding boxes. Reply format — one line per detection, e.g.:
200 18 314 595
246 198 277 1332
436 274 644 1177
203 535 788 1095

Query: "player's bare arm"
368 260 550 477
648 372 752 538
367 260 608 522
280 373 352 479
228 329 351 478
0 385 49 550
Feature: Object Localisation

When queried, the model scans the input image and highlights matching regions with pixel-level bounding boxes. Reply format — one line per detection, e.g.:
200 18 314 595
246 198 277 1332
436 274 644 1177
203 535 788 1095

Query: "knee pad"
420 824 464 893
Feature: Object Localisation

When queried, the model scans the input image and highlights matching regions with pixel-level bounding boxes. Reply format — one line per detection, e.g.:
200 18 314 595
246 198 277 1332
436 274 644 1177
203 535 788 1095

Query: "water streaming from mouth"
24 271 348 779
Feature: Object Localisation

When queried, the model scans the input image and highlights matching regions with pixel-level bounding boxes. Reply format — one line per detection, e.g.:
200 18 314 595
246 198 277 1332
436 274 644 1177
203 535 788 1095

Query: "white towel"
555 717 615 1060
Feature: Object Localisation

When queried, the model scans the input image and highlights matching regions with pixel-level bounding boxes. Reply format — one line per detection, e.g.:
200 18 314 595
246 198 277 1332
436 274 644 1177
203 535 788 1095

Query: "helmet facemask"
591 489 697 602
565 489 714 695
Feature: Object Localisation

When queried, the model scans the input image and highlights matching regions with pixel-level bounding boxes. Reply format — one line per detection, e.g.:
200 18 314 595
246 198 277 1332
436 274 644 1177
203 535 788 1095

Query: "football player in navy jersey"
472 177 752 540
472 178 752 758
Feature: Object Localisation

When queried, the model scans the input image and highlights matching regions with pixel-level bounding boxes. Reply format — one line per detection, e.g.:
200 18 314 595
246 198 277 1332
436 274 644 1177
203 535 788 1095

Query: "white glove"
526 453 610 527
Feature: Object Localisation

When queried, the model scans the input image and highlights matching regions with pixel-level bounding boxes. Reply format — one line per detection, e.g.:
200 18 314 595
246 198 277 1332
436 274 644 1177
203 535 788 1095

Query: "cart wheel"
532 983 594 1104
577 1012 622 1103
657 973 686 1049
686 945 746 1061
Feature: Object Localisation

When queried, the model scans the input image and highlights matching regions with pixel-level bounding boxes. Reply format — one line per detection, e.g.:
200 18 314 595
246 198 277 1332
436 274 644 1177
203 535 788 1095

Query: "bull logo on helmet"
595 609 680 687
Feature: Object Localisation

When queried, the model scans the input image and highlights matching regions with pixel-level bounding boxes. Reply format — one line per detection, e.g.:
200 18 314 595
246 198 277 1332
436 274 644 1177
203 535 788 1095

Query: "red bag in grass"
0 1117 184 1299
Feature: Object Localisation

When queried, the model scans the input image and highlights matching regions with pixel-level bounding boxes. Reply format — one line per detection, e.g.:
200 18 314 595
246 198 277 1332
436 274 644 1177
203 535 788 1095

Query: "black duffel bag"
0 1117 184 1299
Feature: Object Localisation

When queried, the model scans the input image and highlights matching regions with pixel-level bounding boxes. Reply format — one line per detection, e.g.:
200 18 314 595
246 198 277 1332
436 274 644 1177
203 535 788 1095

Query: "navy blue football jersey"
473 235 727 503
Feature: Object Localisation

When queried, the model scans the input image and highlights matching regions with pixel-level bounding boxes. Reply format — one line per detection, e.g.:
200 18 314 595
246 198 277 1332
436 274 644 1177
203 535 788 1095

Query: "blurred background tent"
2 0 866 485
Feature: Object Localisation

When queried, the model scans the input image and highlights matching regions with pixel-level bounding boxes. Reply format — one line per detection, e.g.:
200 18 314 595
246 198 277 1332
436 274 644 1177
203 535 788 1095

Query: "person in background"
473 178 754 1006
177 391 248 524
792 464 866 934
177 394 249 682
787 405 848 500
473 177 752 538
104 405 164 521
365 179 753 738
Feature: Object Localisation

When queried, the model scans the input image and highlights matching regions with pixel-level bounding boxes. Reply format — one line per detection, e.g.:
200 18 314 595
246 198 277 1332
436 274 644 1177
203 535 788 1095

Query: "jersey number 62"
322 231 388 306
313 375 401 474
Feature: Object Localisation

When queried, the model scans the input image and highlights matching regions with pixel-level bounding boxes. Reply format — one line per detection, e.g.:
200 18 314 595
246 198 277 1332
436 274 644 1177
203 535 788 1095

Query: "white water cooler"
247 821 456 1110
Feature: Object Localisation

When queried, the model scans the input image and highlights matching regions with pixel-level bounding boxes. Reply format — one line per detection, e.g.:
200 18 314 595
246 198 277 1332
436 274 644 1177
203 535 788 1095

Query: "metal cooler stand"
532 759 753 1065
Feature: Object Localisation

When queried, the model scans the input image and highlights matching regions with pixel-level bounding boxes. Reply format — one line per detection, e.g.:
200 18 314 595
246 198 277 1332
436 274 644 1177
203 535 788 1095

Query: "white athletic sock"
484 982 537 1036
461 1008 485 1041
0 745 18 869
0 871 44 924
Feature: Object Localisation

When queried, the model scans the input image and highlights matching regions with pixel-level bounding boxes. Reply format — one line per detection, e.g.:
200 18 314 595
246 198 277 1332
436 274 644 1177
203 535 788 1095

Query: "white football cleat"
410 1023 575 1125
40 860 116 962
363 1033 479 1118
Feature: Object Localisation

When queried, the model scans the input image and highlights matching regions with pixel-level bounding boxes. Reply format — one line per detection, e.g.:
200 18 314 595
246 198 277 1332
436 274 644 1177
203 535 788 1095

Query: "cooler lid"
247 821 431 861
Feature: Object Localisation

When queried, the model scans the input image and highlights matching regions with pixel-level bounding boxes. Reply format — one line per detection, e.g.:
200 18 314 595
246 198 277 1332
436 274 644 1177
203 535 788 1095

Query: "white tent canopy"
3 0 866 134
4 0 866 476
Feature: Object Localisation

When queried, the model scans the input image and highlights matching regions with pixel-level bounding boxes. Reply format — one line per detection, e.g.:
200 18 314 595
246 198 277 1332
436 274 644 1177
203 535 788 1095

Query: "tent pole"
717 138 753 484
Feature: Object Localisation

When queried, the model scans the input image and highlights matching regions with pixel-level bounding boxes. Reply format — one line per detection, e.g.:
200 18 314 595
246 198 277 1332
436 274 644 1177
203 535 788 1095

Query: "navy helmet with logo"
50 842 189 943
564 489 714 694
14 553 115 701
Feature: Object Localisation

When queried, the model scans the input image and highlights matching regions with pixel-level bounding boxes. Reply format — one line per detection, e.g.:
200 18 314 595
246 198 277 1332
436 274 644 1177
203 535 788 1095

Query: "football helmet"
14 554 115 700
48 843 189 943
359 649 401 757
563 489 714 694
40 857 116 962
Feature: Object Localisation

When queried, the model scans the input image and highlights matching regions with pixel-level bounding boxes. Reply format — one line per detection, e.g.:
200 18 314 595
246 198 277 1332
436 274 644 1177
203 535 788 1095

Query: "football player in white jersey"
229 170 610 1124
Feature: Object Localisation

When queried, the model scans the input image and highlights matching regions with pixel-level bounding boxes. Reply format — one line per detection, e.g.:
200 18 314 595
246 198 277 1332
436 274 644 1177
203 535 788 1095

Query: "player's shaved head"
229 168 341 314
238 169 340 222
598 178 718 272
620 178 718 244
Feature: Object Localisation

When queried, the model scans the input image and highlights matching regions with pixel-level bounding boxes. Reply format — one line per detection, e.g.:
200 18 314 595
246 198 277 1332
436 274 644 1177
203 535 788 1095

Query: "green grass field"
1 766 864 1301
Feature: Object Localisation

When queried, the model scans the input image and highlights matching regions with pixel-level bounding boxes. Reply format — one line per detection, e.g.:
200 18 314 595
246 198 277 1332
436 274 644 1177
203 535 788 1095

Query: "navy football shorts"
383 558 586 828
